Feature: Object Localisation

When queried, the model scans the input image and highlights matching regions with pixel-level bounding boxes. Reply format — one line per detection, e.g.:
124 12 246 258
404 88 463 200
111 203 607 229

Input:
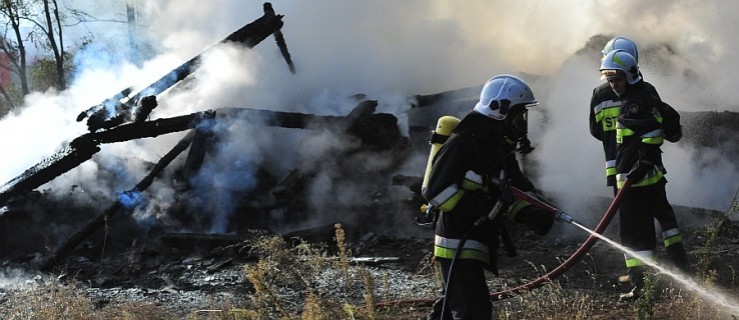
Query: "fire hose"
375 178 633 308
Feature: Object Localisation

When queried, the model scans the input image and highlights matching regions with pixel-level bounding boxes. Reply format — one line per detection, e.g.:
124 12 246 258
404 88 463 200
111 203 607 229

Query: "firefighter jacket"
422 111 537 271
615 81 667 189
590 81 660 186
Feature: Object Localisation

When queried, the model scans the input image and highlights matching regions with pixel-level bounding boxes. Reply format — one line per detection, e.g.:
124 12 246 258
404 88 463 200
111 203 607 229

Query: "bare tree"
41 0 64 89
0 0 30 97
0 0 99 100
19 0 67 90
32 0 129 92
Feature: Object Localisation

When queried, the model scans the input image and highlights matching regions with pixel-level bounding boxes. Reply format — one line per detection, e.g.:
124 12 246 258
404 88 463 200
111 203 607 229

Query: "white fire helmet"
602 36 639 62
473 74 538 120
600 49 642 85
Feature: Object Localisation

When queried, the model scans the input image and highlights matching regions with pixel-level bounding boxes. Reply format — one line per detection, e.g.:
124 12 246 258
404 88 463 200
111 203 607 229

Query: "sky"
0 0 738 240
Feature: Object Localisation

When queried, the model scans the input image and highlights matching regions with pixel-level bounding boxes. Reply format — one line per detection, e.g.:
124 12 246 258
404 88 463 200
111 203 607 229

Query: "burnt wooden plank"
79 3 287 132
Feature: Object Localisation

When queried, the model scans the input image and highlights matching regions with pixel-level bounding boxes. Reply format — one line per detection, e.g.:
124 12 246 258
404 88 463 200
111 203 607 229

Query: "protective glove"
516 136 535 154
628 161 652 181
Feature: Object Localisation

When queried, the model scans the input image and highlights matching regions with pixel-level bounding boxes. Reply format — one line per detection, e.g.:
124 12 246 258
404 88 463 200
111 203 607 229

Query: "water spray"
571 221 739 316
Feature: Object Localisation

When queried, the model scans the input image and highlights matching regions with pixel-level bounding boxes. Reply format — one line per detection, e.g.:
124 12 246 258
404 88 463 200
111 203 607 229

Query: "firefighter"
423 74 554 319
589 36 690 292
599 50 691 300
589 36 660 195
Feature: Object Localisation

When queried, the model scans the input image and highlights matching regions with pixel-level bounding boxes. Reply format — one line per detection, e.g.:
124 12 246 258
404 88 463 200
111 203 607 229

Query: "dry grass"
0 280 172 320
1 194 737 319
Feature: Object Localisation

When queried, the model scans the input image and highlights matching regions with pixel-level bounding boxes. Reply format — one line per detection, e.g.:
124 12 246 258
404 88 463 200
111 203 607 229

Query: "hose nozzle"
554 210 574 224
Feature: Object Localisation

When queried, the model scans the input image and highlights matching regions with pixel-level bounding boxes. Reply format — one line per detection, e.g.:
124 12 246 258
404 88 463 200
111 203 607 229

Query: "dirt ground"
2 202 736 319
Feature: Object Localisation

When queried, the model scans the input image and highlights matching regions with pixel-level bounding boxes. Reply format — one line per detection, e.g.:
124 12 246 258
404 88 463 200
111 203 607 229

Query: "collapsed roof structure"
0 2 417 270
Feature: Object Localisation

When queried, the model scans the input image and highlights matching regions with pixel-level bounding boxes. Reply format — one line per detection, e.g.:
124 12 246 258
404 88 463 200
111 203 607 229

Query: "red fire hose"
488 179 632 300
376 179 633 308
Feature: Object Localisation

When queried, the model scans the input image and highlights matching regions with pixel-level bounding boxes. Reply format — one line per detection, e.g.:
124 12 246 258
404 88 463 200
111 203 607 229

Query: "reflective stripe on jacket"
615 163 666 189
434 235 490 264
429 170 484 212
590 83 621 186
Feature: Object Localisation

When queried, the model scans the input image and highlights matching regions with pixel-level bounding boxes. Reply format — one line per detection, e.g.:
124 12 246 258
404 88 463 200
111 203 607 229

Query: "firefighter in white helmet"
423 74 554 319
599 49 691 300
589 36 658 193
602 36 639 61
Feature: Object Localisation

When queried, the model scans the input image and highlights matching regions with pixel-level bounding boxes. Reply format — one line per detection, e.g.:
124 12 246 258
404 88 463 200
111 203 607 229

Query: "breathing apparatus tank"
417 115 460 227
421 115 460 194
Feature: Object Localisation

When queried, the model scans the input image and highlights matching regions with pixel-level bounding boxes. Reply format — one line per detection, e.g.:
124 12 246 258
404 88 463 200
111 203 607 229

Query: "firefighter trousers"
427 259 492 320
619 180 690 279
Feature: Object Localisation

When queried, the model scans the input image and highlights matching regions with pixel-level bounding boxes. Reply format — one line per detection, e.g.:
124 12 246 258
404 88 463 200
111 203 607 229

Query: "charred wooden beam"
346 112 405 152
180 126 213 179
0 111 214 207
336 99 377 131
89 110 214 144
158 232 265 251
2 106 373 208
216 107 345 128
264 2 295 74
133 95 158 123
75 87 133 123
42 130 199 270
78 2 287 132
0 136 100 207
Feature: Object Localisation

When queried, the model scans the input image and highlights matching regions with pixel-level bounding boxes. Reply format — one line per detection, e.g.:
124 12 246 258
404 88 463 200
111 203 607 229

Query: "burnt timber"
0 106 403 208
77 2 291 133
1 1 294 209
12 101 407 267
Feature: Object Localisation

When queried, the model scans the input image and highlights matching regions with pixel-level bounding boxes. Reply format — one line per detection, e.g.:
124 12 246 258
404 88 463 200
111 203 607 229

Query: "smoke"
531 1 739 225
0 267 46 290
1 0 738 239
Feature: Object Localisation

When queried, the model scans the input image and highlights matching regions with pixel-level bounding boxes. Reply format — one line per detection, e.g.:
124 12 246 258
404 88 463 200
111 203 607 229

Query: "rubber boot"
665 242 692 274
426 296 452 320
619 266 648 301
613 272 632 292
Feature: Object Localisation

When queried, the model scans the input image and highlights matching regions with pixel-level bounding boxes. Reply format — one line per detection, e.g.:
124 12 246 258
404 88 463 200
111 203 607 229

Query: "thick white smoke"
1 1 737 237
531 1 739 224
